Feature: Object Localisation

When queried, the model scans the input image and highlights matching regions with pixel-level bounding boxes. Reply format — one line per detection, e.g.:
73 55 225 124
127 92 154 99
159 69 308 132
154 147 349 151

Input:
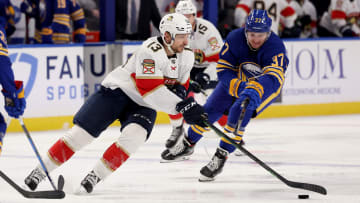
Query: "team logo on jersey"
208 37 220 51
241 62 262 77
142 59 155 74
167 15 174 22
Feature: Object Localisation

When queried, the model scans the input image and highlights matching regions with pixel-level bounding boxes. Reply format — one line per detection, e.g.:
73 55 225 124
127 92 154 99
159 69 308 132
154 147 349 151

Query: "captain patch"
142 59 155 74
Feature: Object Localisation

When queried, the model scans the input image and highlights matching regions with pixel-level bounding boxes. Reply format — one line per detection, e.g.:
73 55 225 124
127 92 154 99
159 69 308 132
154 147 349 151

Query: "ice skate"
199 147 228 182
165 125 185 148
80 170 101 193
234 140 245 156
24 167 46 191
161 136 195 163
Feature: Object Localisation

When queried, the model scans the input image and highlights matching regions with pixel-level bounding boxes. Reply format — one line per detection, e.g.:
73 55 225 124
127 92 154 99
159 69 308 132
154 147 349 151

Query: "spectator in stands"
233 0 300 38
217 0 237 38
20 0 42 43
115 0 161 40
77 0 99 31
288 0 318 38
309 0 331 20
21 0 86 44
318 0 360 37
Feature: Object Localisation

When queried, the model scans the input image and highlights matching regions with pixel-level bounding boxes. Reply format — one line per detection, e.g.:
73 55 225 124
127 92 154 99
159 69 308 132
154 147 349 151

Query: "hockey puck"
298 194 309 199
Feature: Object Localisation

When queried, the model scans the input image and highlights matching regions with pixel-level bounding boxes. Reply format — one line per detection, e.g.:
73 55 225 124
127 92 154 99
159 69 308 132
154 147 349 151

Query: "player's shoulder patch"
208 36 221 51
142 59 155 74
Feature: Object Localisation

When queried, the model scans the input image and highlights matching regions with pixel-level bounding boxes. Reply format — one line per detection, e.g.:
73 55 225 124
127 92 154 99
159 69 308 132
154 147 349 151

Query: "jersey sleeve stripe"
256 84 283 113
331 10 347 20
218 59 234 67
245 80 264 99
281 6 296 17
131 73 164 96
236 4 251 14
229 78 244 98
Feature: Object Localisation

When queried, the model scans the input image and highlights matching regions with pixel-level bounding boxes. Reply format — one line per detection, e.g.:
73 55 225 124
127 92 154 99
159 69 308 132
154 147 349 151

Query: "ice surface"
0 115 359 203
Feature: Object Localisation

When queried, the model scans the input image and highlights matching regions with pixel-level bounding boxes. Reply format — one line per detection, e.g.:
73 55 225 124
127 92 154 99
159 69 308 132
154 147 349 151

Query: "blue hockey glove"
226 82 262 133
167 83 187 99
228 78 247 98
176 97 207 127
2 81 26 118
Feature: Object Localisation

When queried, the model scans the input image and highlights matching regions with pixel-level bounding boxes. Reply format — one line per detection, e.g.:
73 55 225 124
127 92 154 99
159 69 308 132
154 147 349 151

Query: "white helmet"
175 0 197 15
159 13 192 38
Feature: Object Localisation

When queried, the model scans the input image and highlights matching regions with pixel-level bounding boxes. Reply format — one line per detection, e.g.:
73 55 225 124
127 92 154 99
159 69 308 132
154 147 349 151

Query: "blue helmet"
245 9 272 33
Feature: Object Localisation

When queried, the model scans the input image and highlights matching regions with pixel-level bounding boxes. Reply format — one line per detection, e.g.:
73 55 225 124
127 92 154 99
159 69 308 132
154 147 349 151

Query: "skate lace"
207 156 220 171
29 168 46 183
169 141 186 155
85 171 101 186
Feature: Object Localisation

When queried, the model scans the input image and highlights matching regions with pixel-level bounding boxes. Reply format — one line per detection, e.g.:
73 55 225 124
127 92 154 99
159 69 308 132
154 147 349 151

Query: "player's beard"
173 45 184 53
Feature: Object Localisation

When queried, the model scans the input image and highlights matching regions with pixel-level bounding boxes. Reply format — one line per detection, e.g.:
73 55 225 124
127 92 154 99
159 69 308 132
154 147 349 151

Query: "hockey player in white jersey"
234 0 299 37
23 13 208 194
318 0 360 37
165 0 224 149
288 0 318 38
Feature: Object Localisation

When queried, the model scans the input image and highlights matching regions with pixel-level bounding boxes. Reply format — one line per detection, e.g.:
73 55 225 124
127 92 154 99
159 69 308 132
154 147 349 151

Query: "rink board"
4 39 360 132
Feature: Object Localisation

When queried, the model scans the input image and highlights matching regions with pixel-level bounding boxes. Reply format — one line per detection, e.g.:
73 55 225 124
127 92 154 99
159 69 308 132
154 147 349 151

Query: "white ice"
0 114 360 203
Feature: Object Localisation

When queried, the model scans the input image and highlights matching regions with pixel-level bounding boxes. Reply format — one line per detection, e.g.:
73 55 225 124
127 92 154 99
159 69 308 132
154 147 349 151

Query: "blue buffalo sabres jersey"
217 28 288 114
41 0 86 44
0 0 16 94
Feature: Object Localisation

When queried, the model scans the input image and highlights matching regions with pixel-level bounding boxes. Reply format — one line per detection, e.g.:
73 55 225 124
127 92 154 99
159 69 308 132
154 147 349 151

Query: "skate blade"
73 185 89 195
160 156 190 163
234 149 245 156
198 174 214 182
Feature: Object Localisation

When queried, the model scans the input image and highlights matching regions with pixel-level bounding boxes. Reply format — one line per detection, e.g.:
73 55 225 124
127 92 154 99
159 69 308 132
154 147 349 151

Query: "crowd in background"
2 0 360 45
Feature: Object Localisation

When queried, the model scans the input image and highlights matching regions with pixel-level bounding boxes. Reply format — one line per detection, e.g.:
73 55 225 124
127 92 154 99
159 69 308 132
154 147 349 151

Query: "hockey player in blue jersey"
161 9 289 182
21 0 86 44
0 0 26 155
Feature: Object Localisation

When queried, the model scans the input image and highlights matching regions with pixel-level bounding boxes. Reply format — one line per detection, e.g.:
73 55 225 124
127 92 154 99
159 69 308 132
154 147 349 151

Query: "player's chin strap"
163 34 176 55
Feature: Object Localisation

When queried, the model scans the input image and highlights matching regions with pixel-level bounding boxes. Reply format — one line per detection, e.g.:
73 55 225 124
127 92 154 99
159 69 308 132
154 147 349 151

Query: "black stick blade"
287 180 327 195
0 171 65 199
57 175 65 191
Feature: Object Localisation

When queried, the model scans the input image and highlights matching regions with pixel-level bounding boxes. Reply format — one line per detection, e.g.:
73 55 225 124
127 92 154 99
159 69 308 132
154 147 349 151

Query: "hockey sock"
48 138 75 166
217 115 228 127
101 142 129 171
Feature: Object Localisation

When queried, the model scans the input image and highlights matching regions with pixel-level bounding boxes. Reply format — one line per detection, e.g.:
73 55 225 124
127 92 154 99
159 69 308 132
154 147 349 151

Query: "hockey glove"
340 24 356 37
2 81 26 118
226 86 261 132
194 72 210 89
189 80 202 93
167 83 188 99
176 97 207 127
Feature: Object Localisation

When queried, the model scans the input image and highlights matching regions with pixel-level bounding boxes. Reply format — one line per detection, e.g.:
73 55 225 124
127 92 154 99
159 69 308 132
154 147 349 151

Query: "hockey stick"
18 117 64 192
202 99 327 195
0 170 65 199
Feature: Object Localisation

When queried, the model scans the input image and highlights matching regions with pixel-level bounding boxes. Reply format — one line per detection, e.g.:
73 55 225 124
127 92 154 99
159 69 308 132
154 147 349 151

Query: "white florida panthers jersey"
102 37 194 115
189 17 223 80
320 0 360 36
234 0 297 34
